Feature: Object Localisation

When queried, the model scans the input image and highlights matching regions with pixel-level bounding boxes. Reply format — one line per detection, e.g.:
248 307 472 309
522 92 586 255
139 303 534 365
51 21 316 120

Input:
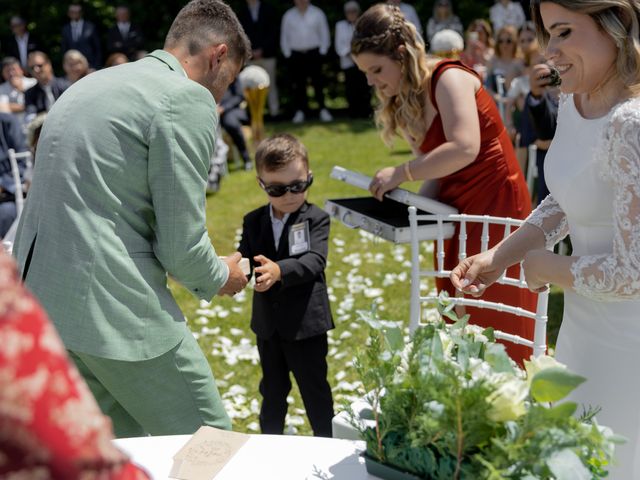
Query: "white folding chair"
408 206 548 358
3 149 33 251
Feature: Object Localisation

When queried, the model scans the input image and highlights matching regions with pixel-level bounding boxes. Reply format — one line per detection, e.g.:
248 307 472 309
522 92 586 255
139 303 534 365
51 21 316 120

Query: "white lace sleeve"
571 99 640 301
524 194 569 249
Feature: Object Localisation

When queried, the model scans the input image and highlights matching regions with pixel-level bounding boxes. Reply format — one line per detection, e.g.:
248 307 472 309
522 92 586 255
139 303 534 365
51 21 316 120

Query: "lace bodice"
524 96 640 301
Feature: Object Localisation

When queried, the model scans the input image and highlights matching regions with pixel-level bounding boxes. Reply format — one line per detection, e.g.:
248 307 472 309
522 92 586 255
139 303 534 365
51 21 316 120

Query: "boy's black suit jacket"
238 201 334 341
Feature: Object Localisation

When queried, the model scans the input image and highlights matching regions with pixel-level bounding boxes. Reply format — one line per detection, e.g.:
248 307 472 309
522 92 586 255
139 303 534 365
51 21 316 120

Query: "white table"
114 434 379 480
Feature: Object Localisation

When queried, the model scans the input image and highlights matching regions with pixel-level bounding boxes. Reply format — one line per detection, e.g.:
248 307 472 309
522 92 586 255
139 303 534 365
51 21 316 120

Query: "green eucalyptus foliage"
350 298 618 480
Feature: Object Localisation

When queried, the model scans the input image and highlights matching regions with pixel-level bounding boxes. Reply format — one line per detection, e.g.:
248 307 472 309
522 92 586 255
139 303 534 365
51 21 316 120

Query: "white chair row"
2 148 32 253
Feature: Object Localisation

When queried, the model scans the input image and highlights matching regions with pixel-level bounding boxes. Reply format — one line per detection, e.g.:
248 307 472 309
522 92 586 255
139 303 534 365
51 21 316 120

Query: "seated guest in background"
238 0 280 118
0 112 27 238
459 18 495 80
105 52 130 67
24 51 70 116
425 0 463 42
62 3 103 69
107 5 145 61
238 134 334 437
0 249 149 479
335 1 371 119
2 16 40 70
0 57 36 124
387 0 423 38
63 49 91 84
280 0 333 124
219 77 252 170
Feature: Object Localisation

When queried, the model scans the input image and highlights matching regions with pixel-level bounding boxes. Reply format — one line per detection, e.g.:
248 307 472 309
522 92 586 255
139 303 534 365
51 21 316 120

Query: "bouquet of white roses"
349 296 620 480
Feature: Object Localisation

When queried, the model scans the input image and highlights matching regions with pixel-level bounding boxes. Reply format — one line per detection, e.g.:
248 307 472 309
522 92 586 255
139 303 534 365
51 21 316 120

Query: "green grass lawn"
170 119 564 435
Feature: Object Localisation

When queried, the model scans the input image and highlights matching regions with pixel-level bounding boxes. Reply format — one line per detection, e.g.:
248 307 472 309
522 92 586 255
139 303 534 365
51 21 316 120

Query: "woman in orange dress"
351 3 536 364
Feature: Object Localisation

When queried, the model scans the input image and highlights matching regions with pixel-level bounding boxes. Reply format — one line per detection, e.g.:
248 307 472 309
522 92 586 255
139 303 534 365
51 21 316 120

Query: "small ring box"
220 256 251 276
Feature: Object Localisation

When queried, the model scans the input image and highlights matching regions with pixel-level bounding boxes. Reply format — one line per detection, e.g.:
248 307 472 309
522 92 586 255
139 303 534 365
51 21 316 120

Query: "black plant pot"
363 454 422 480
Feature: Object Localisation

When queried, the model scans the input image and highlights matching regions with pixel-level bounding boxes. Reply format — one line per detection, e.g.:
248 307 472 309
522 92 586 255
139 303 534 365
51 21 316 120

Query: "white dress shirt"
249 1 261 22
489 1 526 31
280 4 330 58
117 21 130 38
15 33 29 68
269 204 290 248
71 19 84 42
335 20 356 70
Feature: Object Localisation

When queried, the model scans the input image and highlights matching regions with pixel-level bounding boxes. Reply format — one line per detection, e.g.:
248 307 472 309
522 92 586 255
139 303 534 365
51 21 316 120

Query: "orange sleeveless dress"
421 60 537 365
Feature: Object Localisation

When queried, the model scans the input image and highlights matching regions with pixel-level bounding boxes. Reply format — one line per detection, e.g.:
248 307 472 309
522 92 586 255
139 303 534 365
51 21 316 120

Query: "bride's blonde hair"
351 4 432 146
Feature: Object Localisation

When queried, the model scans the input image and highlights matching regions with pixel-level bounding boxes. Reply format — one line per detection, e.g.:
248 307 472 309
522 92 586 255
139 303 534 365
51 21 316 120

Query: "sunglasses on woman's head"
258 174 313 197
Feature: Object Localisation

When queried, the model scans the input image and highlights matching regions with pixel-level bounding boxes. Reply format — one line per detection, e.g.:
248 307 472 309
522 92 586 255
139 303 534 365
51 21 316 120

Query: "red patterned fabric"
422 60 537 365
0 250 148 479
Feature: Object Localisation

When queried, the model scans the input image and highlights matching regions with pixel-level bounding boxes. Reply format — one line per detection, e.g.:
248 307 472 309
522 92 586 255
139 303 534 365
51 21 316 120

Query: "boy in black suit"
238 133 334 437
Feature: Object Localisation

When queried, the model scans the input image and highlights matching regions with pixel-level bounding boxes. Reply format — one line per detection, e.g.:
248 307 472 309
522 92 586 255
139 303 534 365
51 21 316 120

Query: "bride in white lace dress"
450 1 640 477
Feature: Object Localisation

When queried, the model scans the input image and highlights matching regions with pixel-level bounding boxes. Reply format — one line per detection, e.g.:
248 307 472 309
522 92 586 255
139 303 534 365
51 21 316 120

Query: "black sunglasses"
258 174 313 197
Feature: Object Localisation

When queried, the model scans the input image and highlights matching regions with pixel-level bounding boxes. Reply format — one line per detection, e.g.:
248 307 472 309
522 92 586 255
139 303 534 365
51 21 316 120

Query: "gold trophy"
239 65 271 145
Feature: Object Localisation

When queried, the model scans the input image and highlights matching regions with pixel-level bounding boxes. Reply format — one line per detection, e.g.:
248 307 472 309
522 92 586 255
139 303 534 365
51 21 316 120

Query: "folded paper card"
169 426 250 480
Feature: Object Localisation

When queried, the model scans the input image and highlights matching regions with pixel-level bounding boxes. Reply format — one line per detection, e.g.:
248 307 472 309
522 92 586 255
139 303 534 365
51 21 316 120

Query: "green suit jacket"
14 50 228 361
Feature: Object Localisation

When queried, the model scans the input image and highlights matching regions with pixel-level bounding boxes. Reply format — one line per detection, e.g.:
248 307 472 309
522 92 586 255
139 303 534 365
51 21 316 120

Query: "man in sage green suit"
13 0 251 437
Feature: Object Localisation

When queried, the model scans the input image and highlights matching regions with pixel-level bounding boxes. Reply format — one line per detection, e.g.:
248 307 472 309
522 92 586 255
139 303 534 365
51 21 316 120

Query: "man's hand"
218 252 249 296
254 254 281 292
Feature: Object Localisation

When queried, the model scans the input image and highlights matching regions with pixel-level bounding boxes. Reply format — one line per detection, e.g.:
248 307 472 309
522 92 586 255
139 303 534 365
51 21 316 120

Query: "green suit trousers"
70 327 230 438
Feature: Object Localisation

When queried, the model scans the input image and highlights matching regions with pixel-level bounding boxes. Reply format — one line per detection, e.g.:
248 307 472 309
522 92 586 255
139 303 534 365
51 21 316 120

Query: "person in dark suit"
526 62 559 204
3 16 41 70
219 78 251 170
238 0 280 117
24 51 70 116
238 133 334 437
106 5 145 61
61 3 102 68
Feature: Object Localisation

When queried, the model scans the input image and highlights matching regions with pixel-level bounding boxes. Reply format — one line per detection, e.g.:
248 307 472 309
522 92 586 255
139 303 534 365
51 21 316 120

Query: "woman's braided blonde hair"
352 3 432 146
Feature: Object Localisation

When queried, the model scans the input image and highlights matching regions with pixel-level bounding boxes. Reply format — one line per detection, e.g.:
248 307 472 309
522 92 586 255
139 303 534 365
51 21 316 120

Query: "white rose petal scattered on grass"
247 422 260 432
335 370 347 381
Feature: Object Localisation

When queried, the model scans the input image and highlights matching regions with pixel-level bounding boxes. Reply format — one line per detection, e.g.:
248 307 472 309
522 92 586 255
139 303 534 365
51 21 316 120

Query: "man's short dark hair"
255 134 309 173
164 0 251 64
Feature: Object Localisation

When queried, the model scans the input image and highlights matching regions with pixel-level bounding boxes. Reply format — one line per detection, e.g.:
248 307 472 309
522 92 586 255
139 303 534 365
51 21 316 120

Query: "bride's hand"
369 166 403 201
450 249 506 296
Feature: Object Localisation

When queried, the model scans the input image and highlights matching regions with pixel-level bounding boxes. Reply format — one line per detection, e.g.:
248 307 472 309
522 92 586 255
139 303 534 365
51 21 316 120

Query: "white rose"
523 355 567 384
487 378 529 422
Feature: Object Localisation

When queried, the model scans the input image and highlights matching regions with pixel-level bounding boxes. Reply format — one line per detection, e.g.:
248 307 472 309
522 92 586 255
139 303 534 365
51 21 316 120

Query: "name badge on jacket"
289 221 310 255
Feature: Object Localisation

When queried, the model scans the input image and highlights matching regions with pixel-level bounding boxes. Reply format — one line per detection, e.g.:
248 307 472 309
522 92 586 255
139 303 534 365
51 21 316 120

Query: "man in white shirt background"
280 0 333 124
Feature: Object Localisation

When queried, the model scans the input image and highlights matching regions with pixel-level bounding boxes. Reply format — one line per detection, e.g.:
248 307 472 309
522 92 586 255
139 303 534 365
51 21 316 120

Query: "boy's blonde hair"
255 133 309 172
